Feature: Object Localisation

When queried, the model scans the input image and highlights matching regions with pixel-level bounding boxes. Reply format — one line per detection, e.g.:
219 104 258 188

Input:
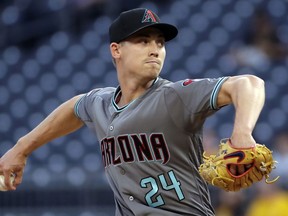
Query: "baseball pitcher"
0 8 276 216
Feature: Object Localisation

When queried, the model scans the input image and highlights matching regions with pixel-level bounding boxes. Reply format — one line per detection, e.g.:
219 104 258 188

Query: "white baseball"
0 174 15 191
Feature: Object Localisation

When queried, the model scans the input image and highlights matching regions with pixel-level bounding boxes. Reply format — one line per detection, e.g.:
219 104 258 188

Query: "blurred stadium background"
0 0 288 215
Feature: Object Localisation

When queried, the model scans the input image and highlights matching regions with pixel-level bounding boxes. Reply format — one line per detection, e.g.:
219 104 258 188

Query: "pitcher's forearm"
217 75 265 147
231 75 265 136
13 95 84 156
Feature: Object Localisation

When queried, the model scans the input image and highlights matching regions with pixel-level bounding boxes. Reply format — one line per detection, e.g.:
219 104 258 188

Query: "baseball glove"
198 138 279 192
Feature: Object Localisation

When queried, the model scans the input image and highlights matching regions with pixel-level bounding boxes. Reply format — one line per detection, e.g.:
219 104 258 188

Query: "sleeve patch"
181 78 203 87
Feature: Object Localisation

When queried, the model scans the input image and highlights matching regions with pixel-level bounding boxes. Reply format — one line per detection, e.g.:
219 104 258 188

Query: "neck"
117 78 156 107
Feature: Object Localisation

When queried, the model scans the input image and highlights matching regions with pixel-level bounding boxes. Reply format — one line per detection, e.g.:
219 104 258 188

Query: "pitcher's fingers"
3 170 16 190
229 165 237 175
13 170 23 187
237 164 245 175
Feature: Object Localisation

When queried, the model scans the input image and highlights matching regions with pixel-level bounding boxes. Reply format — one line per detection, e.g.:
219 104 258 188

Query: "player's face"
118 27 166 80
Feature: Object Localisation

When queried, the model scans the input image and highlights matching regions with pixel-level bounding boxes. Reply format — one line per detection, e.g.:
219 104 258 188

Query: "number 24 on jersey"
140 170 185 207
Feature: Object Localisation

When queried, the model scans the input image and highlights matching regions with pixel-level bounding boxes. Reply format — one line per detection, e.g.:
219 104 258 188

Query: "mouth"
146 59 161 65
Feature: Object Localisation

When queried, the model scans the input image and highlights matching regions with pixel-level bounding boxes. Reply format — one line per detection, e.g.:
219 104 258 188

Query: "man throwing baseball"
0 8 266 215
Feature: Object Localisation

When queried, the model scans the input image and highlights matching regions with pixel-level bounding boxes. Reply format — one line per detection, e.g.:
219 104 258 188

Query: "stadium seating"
0 0 287 215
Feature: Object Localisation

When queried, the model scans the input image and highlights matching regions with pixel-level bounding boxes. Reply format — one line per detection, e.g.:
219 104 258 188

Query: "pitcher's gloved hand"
198 138 279 191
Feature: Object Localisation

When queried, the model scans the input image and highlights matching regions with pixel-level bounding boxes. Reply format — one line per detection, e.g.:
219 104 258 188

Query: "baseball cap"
109 8 178 43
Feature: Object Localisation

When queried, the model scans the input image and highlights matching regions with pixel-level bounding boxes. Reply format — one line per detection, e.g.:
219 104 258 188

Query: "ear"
110 42 121 59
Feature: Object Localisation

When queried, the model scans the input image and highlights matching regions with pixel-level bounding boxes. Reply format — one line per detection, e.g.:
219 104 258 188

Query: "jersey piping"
111 77 159 112
74 96 84 118
210 77 229 110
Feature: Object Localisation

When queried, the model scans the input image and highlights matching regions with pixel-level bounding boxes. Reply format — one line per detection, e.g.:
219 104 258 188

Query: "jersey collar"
112 77 159 112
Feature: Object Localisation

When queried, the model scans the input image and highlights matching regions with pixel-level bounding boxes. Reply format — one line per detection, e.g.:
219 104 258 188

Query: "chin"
149 68 161 76
148 72 160 80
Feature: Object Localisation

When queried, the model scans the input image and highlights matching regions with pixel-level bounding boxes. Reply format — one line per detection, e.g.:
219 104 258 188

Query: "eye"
157 39 165 47
140 38 149 44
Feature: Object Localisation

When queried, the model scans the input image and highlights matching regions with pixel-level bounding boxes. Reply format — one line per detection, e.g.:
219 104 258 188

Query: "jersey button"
120 169 125 175
129 196 134 201
109 125 114 131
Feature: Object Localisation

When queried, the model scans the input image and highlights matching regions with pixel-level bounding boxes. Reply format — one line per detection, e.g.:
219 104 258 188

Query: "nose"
149 41 159 57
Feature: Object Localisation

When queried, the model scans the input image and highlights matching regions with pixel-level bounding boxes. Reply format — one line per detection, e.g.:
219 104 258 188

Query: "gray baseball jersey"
74 76 228 216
